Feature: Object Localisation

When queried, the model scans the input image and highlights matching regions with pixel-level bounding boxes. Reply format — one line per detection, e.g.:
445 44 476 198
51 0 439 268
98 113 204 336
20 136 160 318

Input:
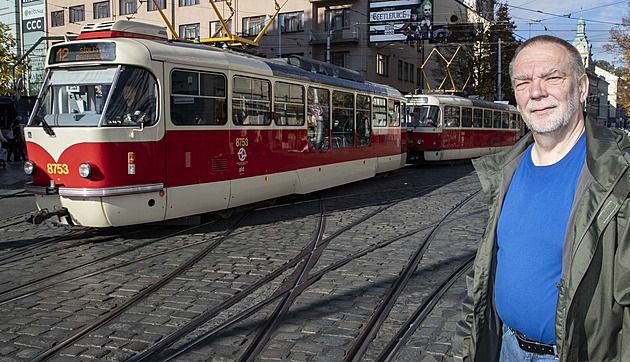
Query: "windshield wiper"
41 117 55 136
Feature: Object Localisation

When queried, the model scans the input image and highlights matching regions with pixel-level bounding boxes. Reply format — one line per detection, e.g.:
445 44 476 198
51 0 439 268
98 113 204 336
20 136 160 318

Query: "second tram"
406 94 524 162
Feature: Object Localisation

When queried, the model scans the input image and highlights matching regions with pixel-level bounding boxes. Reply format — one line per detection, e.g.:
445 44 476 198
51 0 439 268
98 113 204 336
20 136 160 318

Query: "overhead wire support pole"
421 45 462 93
199 0 280 47
152 0 180 39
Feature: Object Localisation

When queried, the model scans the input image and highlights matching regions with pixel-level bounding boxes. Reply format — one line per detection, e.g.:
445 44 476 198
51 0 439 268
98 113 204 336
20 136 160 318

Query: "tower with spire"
572 17 592 68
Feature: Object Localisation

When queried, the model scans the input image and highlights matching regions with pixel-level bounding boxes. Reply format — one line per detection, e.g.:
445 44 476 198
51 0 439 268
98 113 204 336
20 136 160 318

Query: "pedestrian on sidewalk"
0 130 8 168
454 35 630 361
7 116 26 162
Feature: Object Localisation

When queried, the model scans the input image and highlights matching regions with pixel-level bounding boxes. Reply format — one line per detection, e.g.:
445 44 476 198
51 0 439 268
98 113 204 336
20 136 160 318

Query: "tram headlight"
24 161 35 175
79 163 93 178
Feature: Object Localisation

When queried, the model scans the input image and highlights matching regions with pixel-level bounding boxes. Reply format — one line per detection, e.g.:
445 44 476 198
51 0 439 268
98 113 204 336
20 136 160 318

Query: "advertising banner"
369 0 433 42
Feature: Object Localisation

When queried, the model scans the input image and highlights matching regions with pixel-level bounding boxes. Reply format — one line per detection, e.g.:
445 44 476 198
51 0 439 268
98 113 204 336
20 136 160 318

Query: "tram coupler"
28 208 70 225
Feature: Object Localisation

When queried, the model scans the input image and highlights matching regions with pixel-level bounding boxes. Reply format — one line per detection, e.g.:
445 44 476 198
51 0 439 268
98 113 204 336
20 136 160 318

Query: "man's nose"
529 79 548 99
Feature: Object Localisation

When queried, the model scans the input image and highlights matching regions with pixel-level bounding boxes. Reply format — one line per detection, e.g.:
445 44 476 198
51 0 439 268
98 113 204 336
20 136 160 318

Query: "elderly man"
454 35 630 361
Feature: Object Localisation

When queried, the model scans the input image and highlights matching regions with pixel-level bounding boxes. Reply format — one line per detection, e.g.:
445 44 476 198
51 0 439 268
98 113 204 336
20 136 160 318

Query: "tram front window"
30 65 157 128
408 105 440 127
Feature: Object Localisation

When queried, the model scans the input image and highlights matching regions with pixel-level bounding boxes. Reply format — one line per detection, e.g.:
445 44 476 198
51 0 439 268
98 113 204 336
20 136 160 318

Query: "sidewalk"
0 160 31 193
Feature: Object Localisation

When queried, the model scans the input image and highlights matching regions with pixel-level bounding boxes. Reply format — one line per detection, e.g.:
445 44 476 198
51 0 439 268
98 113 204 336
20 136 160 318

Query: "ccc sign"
22 17 44 33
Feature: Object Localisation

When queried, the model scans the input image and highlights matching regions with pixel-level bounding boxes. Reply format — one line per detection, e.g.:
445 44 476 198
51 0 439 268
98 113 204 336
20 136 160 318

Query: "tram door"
164 68 231 219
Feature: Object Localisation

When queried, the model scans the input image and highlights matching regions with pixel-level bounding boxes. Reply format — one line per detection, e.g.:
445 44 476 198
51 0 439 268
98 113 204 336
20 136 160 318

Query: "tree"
0 22 27 96
473 2 519 104
604 4 630 110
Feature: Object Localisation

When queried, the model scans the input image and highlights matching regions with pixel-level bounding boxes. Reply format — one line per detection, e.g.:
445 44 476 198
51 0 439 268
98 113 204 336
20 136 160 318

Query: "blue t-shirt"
494 132 586 344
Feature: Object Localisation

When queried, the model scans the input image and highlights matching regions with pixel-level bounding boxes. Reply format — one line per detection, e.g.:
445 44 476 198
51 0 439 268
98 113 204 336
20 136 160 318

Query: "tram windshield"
30 65 158 128
407 105 440 127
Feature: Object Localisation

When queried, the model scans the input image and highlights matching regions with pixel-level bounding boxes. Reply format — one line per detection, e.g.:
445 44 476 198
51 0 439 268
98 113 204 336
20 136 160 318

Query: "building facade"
42 0 493 94
572 17 613 127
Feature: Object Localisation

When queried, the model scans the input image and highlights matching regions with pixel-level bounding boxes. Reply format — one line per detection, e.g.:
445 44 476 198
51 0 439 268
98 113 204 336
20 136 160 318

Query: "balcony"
309 25 360 45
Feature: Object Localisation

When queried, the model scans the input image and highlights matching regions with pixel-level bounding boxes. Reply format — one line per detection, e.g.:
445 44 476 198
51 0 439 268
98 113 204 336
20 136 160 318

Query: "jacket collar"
583 117 630 189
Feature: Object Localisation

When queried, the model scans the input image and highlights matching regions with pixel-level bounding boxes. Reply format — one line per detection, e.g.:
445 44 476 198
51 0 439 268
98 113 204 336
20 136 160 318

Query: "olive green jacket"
454 119 630 361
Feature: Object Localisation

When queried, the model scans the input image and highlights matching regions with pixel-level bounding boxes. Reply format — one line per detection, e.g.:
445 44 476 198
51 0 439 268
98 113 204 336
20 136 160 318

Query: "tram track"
0 164 483 361
39 185 476 361
128 197 414 361
344 190 480 362
376 255 474 361
29 213 251 362
124 186 472 361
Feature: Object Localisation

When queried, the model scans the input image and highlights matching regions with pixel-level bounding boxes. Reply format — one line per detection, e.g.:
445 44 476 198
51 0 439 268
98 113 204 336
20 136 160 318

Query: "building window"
403 61 409 81
179 23 200 39
69 5 85 23
331 52 349 68
93 1 110 19
210 19 231 37
376 54 388 76
148 0 166 11
120 0 136 15
280 12 304 33
179 0 199 6
325 8 350 31
51 11 64 27
243 16 265 36
398 60 403 80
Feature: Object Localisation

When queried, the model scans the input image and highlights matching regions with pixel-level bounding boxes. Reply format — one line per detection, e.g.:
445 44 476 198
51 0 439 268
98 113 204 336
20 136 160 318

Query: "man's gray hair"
509 35 586 86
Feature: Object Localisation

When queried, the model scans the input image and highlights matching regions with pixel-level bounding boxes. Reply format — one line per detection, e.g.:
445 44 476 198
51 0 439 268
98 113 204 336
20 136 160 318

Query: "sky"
502 0 629 66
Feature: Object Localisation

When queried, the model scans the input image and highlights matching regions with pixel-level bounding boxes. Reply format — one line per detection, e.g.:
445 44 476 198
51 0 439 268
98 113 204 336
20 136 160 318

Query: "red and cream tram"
23 20 406 227
406 94 523 162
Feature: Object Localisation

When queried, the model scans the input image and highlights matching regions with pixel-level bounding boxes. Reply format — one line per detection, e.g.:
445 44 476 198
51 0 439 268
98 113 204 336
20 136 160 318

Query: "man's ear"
578 73 589 103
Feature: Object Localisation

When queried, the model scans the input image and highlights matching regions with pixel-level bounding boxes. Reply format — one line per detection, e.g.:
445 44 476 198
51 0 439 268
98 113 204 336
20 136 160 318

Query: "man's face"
511 42 587 134
423 6 431 17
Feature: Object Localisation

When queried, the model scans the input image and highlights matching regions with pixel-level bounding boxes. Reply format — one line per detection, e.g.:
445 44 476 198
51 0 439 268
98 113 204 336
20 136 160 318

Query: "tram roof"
406 94 517 111
49 31 402 98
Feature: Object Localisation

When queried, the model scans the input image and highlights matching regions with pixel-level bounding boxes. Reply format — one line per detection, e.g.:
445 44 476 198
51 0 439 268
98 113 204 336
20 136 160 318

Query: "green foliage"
604 6 630 111
472 2 519 104
593 60 623 77
0 22 28 96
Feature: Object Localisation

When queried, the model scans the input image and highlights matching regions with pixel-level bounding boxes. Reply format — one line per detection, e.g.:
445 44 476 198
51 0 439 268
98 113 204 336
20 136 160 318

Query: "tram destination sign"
49 42 116 64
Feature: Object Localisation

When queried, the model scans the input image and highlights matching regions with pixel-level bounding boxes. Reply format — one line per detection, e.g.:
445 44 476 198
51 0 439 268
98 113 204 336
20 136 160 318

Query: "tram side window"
461 107 473 127
501 112 510 129
493 111 501 128
274 82 304 126
332 91 354 149
373 97 387 127
388 99 400 127
483 110 492 128
509 112 517 129
103 66 158 126
233 76 271 125
444 106 460 127
473 108 483 128
356 94 371 147
307 87 330 151
170 70 227 126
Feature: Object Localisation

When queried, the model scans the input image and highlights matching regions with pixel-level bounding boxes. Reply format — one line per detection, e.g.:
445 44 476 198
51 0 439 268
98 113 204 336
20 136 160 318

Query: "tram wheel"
217 208 234 219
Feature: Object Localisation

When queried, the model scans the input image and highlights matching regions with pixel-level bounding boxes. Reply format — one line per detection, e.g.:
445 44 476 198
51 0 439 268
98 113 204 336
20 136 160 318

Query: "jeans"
500 325 558 361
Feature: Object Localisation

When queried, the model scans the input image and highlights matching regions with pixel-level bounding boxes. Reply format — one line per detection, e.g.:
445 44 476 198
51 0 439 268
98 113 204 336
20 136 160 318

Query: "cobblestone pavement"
0 163 486 361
